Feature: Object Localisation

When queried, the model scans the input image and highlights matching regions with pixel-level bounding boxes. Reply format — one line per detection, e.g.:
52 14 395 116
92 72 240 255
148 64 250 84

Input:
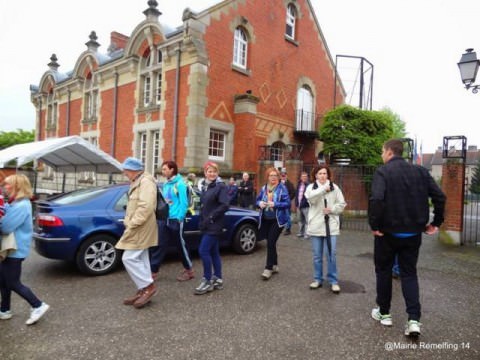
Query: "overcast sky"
1 0 480 153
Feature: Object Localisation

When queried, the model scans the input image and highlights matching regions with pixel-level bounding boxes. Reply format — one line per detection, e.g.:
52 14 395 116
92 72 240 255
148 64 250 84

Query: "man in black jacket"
368 139 446 337
238 172 254 209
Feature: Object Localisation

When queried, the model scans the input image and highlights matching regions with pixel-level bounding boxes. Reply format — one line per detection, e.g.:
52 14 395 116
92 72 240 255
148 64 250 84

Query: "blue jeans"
310 235 338 285
198 234 222 281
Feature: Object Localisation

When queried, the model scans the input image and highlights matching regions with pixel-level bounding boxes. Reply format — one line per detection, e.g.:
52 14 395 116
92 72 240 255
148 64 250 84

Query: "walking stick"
324 198 332 258
323 181 335 257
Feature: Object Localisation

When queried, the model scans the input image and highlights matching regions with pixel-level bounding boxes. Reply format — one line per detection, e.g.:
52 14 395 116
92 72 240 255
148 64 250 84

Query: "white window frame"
140 47 163 108
271 142 285 162
83 73 98 122
286 4 296 39
138 132 147 165
208 129 227 161
296 86 314 131
233 27 248 69
46 91 58 128
152 130 160 172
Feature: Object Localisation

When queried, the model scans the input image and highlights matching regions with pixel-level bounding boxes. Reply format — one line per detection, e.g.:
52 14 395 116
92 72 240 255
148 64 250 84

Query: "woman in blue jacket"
194 161 229 295
256 167 290 280
0 175 49 325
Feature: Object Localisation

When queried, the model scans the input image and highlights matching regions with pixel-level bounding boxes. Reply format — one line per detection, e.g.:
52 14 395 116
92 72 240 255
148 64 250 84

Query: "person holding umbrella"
305 165 346 293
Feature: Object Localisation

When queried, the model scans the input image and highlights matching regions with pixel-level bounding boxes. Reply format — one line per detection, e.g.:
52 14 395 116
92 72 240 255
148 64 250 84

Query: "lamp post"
457 48 480 93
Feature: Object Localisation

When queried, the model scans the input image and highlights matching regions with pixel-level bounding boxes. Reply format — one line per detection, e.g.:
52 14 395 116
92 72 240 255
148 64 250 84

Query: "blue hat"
121 157 144 171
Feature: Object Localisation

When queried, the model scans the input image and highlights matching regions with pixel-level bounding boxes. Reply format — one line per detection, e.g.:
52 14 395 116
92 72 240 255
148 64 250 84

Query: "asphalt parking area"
0 230 478 359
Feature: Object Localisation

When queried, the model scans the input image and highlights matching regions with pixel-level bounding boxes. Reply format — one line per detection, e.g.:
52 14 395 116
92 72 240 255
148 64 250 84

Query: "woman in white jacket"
305 165 346 293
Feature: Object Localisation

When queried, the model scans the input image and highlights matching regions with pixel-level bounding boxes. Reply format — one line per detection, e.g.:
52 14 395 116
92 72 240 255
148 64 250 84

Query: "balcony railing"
294 110 321 138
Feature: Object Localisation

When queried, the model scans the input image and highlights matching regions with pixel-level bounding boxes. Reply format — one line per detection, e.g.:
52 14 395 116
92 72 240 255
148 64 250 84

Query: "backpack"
155 186 169 220
173 181 197 215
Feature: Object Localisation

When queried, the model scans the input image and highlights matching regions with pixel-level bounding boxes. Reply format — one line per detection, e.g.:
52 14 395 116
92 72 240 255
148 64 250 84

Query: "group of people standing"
0 139 446 338
116 158 232 308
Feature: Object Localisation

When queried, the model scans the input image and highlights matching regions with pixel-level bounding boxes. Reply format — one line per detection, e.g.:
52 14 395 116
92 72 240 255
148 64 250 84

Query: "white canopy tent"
0 136 122 173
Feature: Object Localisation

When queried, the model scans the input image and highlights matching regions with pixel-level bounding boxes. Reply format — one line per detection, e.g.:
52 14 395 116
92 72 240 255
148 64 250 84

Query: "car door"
183 200 201 250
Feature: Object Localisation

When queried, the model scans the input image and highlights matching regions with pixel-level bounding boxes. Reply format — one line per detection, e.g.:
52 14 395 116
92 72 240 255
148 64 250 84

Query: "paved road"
1 228 479 360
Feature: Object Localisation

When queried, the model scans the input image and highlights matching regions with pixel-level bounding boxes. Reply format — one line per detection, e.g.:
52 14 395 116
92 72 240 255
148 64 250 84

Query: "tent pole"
62 173 66 193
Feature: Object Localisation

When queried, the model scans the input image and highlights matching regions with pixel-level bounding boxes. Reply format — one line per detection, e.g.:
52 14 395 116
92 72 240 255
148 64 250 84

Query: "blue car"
33 183 260 276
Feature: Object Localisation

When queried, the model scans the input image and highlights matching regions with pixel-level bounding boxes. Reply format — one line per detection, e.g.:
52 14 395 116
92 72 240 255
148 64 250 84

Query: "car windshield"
52 187 110 205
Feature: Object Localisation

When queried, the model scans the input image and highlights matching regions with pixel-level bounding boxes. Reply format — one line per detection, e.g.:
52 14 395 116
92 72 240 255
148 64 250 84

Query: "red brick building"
30 0 344 189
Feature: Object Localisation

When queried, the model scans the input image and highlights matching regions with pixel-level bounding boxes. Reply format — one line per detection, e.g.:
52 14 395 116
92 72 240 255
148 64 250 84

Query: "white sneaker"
261 269 272 280
272 265 279 274
371 307 392 326
26 303 50 325
309 281 322 289
331 284 341 294
405 320 421 336
0 310 13 320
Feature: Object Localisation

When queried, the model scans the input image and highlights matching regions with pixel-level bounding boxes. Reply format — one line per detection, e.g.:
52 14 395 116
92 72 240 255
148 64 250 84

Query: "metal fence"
463 189 480 246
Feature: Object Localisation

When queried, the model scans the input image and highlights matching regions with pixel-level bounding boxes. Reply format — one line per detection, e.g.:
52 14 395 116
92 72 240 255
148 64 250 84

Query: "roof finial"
85 31 100 51
143 0 161 20
47 53 60 71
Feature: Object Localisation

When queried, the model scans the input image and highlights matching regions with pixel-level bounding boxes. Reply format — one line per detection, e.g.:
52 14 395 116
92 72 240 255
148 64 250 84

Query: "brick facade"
30 0 344 192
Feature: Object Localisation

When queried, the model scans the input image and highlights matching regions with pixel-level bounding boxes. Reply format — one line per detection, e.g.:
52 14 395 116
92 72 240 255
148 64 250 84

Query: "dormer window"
140 47 163 108
83 72 98 123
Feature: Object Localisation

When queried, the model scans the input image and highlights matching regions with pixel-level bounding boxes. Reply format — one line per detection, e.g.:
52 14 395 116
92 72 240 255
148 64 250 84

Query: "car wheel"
76 234 121 276
232 223 257 254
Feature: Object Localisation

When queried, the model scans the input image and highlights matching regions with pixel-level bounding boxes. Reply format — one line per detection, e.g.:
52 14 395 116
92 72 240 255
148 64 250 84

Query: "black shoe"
284 229 291 236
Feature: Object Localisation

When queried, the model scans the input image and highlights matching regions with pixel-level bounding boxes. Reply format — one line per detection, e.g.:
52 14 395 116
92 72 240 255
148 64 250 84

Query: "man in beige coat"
115 157 158 308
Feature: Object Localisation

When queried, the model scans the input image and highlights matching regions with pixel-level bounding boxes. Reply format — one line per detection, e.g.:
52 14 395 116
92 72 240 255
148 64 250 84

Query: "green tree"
319 105 405 165
470 158 480 194
381 107 406 138
0 129 35 149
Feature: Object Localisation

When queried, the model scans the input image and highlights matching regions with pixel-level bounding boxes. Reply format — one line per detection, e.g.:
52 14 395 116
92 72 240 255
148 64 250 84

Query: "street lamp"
457 48 480 93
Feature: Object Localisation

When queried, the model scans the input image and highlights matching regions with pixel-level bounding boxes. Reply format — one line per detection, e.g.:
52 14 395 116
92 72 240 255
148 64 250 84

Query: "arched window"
296 86 314 131
233 27 248 69
83 72 98 123
285 4 296 40
46 89 58 129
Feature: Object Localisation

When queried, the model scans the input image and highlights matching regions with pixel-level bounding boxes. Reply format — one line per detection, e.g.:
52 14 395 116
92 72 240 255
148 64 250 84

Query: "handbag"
155 187 169 221
0 233 17 261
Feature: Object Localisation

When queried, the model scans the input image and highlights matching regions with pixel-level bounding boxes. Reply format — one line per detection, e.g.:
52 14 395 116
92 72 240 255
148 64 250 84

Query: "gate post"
439 136 467 245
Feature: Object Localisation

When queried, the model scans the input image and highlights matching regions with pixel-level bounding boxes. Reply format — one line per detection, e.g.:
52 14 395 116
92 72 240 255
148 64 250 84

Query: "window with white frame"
271 141 285 162
136 130 161 174
140 47 163 108
138 132 148 165
143 76 151 106
296 86 314 131
285 4 296 40
152 130 160 172
83 73 98 122
233 27 248 69
209 129 226 161
46 91 58 129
